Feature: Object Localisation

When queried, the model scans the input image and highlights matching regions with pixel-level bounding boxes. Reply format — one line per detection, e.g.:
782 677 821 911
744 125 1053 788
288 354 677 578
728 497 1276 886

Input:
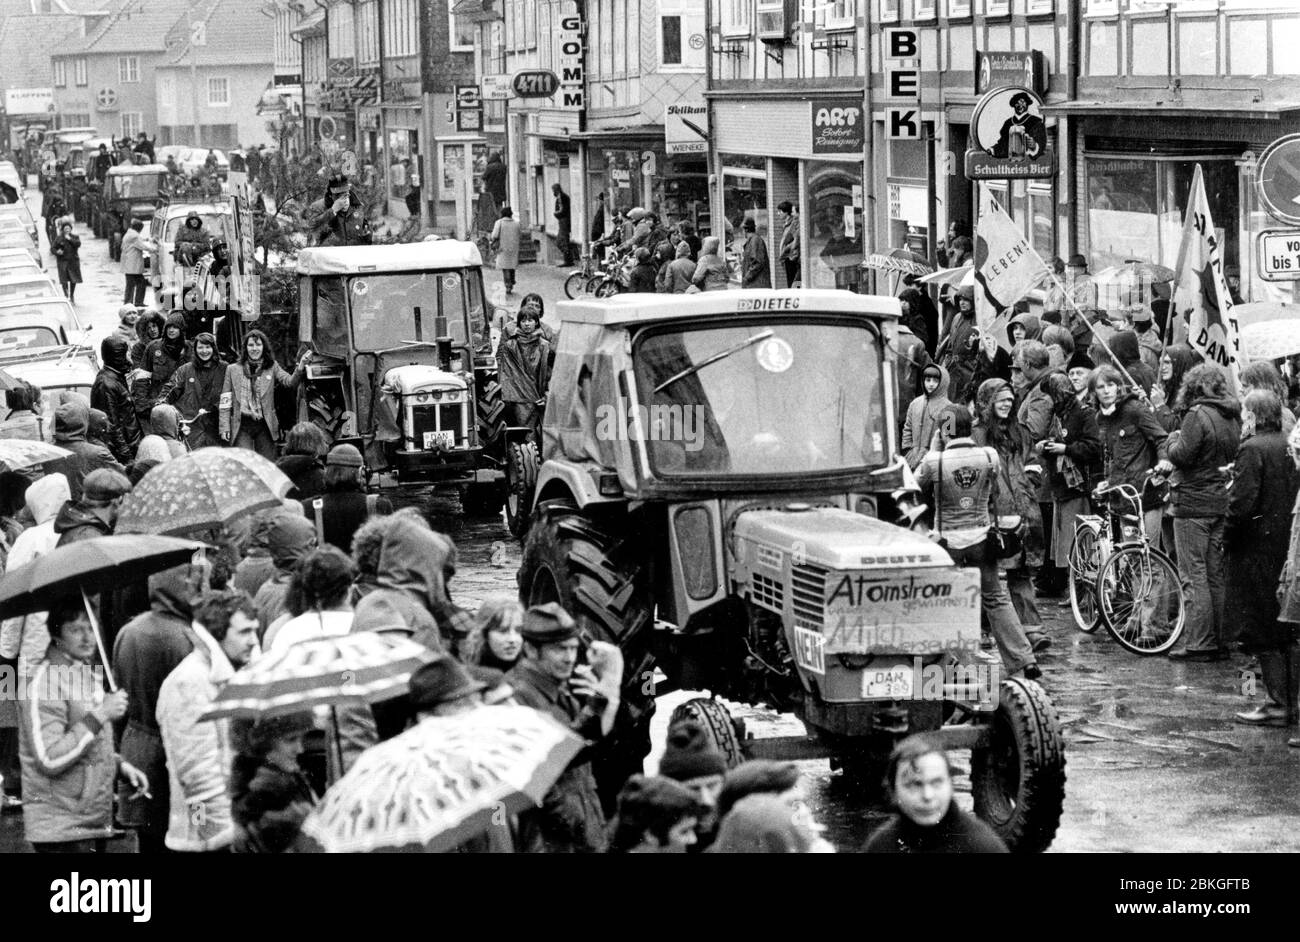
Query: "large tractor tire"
971 678 1067 853
476 376 507 451
504 438 539 539
520 499 656 811
668 697 745 769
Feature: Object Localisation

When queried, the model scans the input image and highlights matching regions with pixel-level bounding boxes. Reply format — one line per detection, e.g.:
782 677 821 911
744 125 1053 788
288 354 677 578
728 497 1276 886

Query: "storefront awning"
570 125 664 143
1042 99 1300 121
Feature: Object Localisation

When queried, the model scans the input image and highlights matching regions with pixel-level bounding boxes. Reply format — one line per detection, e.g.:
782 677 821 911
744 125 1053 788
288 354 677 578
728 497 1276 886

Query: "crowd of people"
897 242 1300 745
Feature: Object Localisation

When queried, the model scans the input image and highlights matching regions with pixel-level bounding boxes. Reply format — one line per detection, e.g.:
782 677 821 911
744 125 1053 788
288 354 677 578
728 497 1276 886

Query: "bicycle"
1066 472 1185 654
564 253 599 299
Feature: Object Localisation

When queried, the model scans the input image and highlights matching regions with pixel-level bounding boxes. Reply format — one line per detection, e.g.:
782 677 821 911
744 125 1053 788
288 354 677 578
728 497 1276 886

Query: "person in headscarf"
130 310 165 367
159 331 227 450
1039 371 1102 591
91 335 141 464
691 236 730 292
0 382 43 441
901 364 951 470
50 395 124 500
137 404 187 461
937 286 979 404
251 512 318 636
135 312 190 434
495 302 551 436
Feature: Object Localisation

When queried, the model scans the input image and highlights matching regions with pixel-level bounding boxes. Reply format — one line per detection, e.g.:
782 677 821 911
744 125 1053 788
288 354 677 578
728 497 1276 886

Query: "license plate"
423 430 454 449
862 660 914 699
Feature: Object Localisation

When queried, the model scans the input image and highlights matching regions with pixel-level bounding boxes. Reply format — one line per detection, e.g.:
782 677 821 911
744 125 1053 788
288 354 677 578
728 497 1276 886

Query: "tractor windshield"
107 172 163 201
345 271 489 352
632 319 887 476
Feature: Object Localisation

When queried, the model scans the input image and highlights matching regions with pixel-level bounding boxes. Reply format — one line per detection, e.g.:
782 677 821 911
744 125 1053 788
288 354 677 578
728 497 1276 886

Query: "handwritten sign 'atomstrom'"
811 100 864 156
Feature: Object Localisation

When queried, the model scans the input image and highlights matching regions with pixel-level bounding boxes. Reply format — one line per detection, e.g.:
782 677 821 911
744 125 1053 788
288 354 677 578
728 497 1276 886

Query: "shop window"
807 161 864 292
1085 156 1237 277
1028 184 1053 260
1087 21 1117 76
1130 19 1168 76
720 154 768 259
1272 18 1300 75
1228 18 1266 75
1177 19 1217 75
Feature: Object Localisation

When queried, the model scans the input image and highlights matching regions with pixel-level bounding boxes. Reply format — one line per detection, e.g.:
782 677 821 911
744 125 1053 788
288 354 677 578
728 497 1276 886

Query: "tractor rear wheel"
668 697 745 769
520 499 655 809
970 678 1067 853
476 376 506 451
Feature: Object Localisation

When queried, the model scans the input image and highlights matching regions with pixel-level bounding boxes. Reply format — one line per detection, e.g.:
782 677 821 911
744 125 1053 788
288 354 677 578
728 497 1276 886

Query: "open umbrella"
919 264 974 288
1093 260 1175 309
301 706 584 853
862 247 934 277
0 438 70 472
0 535 206 688
1233 301 1300 331
198 633 439 722
1241 319 1300 362
115 446 293 536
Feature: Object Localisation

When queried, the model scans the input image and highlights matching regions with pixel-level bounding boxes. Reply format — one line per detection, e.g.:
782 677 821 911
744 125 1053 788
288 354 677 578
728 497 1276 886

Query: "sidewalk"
482 258 573 333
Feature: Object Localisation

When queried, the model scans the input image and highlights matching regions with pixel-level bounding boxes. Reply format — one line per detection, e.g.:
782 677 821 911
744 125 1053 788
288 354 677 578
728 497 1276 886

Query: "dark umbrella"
115 446 293 536
0 535 206 688
862 247 934 277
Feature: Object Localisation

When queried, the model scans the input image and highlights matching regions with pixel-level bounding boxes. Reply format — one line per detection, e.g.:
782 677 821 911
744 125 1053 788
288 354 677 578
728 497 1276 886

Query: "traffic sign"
482 74 512 101
511 70 559 98
1257 135 1300 226
1257 229 1300 281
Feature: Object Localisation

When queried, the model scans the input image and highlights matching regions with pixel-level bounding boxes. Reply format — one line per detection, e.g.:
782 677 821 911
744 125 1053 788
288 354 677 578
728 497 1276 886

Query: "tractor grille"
791 564 828 625
750 573 784 613
409 402 468 449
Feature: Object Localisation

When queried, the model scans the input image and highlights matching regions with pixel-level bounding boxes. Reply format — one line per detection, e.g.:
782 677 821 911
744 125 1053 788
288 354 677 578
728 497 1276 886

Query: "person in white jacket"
157 589 259 853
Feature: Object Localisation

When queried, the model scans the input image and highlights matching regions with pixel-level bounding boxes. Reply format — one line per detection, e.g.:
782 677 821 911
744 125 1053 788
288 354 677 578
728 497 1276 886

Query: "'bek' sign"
884 27 920 141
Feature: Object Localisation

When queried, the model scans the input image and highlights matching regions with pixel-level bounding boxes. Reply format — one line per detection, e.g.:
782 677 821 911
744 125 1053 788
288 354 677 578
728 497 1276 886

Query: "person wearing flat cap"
507 602 623 853
410 655 487 718
300 443 392 553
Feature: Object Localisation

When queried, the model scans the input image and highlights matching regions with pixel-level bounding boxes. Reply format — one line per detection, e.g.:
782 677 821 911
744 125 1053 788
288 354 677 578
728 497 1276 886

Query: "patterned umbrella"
198 633 439 721
0 438 70 471
862 247 934 277
1233 301 1300 331
1093 261 1176 309
301 706 584 853
115 446 293 536
1241 319 1300 362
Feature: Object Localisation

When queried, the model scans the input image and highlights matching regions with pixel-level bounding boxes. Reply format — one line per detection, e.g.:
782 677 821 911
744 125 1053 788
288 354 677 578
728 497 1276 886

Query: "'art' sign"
811 100 864 155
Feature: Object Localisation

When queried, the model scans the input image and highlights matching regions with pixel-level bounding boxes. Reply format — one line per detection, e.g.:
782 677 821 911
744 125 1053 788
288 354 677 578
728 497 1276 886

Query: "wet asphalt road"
5 190 1300 853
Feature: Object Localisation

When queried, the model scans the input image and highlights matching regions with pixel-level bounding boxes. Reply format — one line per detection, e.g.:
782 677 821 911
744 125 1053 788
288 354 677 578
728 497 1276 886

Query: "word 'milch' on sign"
884 27 920 141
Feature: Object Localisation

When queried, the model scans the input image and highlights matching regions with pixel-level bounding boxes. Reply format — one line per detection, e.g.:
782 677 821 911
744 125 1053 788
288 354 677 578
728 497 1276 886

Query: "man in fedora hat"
506 602 623 853
991 91 1047 160
410 656 487 718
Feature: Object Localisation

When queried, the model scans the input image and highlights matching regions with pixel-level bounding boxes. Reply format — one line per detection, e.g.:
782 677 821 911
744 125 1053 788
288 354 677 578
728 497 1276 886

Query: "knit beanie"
658 720 727 781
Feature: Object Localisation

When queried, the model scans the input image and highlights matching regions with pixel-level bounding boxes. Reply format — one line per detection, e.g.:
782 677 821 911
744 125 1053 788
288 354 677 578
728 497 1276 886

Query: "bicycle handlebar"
1092 468 1165 504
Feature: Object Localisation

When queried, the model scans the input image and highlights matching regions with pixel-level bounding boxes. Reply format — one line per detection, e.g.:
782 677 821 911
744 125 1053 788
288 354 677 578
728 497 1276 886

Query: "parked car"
0 230 41 265
0 310 81 356
0 202 39 246
0 250 45 277
0 272 60 301
0 345 99 442
0 160 24 197
0 295 84 334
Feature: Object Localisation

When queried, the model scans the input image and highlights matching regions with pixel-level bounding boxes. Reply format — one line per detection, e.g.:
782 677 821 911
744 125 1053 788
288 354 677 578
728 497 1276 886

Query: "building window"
1228 17 1266 76
722 0 751 36
1177 18 1217 75
1273 17 1300 75
357 1 379 66
511 0 524 52
119 56 139 83
207 76 230 106
915 0 937 20
878 0 898 25
658 0 704 70
600 0 613 77
662 13 682 65
537 5 551 70
74 58 88 86
121 112 142 138
382 0 417 58
52 60 66 87
1027 0 1054 14
1087 20 1118 76
449 5 474 51
1131 19 1168 76
1084 0 1117 15
986 0 1010 16
614 0 627 73
946 0 971 18
523 0 535 48
949 28 973 71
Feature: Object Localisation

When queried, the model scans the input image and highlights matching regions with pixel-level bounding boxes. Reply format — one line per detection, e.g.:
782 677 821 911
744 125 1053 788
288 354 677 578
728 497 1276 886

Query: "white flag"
974 194 1051 352
1172 164 1240 386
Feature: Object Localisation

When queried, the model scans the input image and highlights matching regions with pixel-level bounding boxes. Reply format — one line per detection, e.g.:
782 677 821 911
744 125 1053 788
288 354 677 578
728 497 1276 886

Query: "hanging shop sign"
665 101 708 155
557 12 584 111
811 99 864 156
964 85 1054 180
975 51 1047 95
883 27 920 142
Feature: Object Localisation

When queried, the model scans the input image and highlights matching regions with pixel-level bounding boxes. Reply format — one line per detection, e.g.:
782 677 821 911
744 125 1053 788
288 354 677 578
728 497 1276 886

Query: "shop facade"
710 94 866 290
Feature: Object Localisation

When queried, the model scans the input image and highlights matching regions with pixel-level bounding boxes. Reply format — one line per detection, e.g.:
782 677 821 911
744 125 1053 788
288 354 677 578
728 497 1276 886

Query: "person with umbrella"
53 468 131 546
111 564 196 853
18 598 149 852
157 589 260 852
507 603 622 853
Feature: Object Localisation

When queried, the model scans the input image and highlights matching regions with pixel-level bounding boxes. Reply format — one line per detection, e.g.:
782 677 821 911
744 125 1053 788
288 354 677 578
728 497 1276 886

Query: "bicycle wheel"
1067 525 1102 633
564 270 588 299
1097 546 1185 655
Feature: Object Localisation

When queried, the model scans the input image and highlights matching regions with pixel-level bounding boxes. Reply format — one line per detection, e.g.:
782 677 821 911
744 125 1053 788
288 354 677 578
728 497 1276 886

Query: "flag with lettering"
974 194 1051 352
1172 164 1241 386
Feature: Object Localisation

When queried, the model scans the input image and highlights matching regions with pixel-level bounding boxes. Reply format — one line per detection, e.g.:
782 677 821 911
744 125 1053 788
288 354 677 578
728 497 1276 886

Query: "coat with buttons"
219 358 304 442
